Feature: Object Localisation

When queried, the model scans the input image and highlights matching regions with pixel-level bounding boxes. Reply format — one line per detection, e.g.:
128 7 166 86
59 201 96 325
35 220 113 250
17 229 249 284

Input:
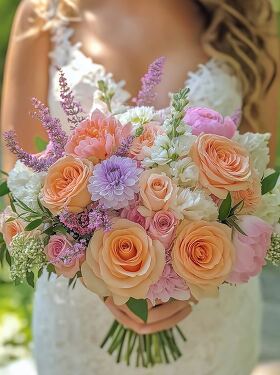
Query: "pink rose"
120 206 148 229
227 216 273 283
148 210 178 249
184 107 237 139
45 235 84 279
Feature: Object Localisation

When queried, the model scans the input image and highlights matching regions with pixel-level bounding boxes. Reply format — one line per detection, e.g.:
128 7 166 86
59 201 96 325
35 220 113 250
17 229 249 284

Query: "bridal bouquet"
1 58 280 367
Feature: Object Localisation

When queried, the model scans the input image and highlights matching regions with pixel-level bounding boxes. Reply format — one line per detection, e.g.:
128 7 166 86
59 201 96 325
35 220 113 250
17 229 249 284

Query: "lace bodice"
33 19 261 375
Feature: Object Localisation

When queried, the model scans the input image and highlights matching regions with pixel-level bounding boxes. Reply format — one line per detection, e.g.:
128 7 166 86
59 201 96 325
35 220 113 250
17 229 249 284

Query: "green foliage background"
0 0 279 366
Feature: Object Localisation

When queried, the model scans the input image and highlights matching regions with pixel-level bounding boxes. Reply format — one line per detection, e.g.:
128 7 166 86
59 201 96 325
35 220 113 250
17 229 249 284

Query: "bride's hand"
105 298 195 335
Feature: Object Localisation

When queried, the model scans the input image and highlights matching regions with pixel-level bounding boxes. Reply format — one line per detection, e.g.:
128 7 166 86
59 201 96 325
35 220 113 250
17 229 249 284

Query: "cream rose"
139 169 177 214
190 134 252 199
172 220 235 300
41 156 93 215
81 218 165 305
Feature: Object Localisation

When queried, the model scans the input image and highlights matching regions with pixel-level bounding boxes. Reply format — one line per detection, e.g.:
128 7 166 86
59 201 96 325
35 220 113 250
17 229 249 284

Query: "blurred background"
0 0 279 373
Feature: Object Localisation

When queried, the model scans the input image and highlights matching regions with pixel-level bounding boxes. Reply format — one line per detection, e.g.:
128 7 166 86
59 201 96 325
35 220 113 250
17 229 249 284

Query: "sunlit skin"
0 1 279 361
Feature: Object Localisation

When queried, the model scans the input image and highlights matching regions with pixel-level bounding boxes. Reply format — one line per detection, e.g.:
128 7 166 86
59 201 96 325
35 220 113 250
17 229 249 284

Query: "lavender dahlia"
88 155 142 210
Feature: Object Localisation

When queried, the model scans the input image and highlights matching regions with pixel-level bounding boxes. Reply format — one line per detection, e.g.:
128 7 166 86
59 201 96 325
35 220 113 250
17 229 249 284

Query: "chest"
70 3 209 107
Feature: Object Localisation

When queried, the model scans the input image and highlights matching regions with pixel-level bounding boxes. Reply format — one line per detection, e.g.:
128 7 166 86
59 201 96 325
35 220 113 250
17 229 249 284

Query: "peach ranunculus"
81 218 165 305
41 155 93 215
65 109 132 164
130 122 164 161
0 206 24 247
172 220 235 300
139 169 177 215
231 173 262 214
190 134 252 199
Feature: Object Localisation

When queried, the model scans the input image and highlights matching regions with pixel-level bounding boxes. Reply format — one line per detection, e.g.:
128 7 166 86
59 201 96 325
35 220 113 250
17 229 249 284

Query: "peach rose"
172 220 235 300
41 156 93 215
190 134 252 199
130 122 164 161
65 110 132 164
231 173 262 214
0 207 24 247
139 169 177 215
81 218 165 305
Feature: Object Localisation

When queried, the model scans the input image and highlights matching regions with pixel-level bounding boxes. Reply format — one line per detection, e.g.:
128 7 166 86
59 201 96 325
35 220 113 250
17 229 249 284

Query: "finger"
147 300 189 324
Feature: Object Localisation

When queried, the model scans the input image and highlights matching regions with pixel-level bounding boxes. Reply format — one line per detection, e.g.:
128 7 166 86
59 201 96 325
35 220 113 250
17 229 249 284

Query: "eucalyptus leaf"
126 298 148 322
0 181 10 197
261 171 280 195
25 219 43 231
218 193 232 222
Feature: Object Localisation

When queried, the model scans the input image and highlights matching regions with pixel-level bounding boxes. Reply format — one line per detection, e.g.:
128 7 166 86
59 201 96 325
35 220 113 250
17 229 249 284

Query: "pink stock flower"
65 110 132 164
147 264 191 306
227 216 273 284
148 210 178 249
45 234 85 279
184 107 237 139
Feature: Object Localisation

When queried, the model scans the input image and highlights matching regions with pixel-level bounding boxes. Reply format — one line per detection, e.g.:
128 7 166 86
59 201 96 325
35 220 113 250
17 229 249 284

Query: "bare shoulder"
13 0 39 36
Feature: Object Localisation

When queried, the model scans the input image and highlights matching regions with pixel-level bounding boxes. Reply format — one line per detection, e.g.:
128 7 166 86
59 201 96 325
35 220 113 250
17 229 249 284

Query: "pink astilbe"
59 204 112 236
58 68 85 129
4 98 68 172
133 57 166 106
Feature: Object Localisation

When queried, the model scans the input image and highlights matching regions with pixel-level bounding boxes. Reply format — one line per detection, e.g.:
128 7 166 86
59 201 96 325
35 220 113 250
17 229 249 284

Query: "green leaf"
218 193 232 222
47 263 56 274
38 268 44 278
126 298 148 322
9 195 17 213
34 136 48 152
0 180 10 197
5 249 12 266
54 225 68 235
26 271 35 288
261 171 280 195
25 219 43 231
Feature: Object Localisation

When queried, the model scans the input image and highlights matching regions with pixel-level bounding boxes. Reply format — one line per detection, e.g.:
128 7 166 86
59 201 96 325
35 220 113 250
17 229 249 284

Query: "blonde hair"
31 0 276 131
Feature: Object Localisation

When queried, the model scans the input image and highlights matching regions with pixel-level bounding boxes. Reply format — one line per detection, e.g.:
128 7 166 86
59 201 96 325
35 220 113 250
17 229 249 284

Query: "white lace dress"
32 21 262 375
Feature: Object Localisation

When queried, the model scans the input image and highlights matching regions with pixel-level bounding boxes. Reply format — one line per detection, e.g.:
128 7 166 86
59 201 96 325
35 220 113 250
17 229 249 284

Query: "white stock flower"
170 158 199 188
7 161 45 211
116 106 155 128
142 134 196 167
255 172 280 225
171 188 219 221
233 132 270 176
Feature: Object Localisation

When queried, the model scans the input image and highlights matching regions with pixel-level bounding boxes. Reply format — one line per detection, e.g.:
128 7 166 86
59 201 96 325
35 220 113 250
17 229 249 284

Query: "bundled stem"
101 320 187 367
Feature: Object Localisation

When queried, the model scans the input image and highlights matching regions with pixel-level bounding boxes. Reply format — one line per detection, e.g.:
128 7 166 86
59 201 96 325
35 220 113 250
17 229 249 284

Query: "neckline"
51 22 221 91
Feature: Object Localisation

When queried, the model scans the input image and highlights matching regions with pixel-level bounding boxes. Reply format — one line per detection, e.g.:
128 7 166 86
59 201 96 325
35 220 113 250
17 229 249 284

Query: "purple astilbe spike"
4 99 68 172
114 135 135 157
31 97 68 158
133 56 166 106
231 109 242 128
4 130 55 172
58 68 85 129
